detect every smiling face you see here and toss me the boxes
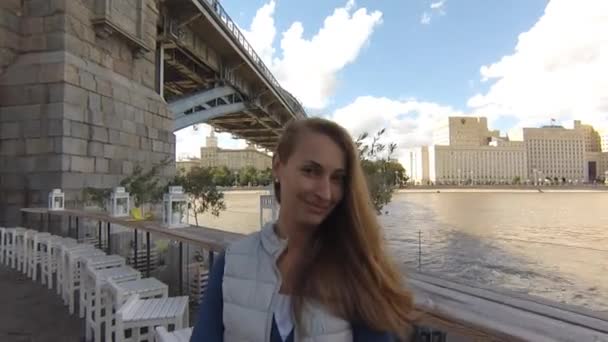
[274,129,347,229]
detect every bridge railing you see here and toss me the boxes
[197,0,306,119]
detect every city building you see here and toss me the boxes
[176,159,201,174]
[178,131,272,171]
[433,117,500,147]
[524,126,585,183]
[599,129,608,152]
[407,117,527,185]
[405,147,430,184]
[584,152,608,183]
[405,117,606,185]
[574,120,601,152]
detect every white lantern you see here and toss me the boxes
[162,186,189,228]
[110,187,130,217]
[48,189,64,210]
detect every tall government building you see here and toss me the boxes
[406,117,608,185]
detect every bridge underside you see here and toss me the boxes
[168,85,283,149]
[161,0,306,151]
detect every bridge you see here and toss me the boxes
[160,0,307,150]
[0,0,304,225]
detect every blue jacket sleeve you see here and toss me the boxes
[352,322,397,342]
[190,252,226,342]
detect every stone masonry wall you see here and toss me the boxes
[0,0,175,226]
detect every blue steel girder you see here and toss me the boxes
[170,86,247,131]
[169,86,284,143]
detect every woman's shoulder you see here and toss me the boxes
[225,230,263,254]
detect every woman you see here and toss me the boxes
[191,117,413,341]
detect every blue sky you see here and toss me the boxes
[175,0,608,161]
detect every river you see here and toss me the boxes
[196,190,608,313]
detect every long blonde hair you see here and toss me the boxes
[273,117,413,336]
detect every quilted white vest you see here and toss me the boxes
[222,222,353,342]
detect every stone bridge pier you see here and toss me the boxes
[0,0,175,226]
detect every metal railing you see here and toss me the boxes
[196,0,306,119]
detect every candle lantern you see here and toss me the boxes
[163,186,189,228]
[110,187,130,217]
[48,189,65,210]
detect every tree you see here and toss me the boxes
[385,161,409,187]
[257,168,273,186]
[238,166,258,186]
[211,166,232,186]
[170,166,226,226]
[119,157,172,216]
[355,128,402,215]
[83,158,171,217]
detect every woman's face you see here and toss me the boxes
[274,130,347,228]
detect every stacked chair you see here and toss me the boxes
[0,226,195,342]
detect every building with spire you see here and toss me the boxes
[177,131,272,173]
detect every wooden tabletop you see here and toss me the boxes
[20,208,242,252]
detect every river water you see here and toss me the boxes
[197,190,608,313]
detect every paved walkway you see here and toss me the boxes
[0,265,83,342]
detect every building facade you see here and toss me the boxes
[433,117,500,147]
[405,147,430,184]
[176,160,201,174]
[427,143,527,185]
[523,126,585,183]
[197,131,272,171]
[600,129,608,152]
[574,120,601,152]
[406,117,605,185]
[407,117,526,185]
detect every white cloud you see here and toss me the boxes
[420,12,431,25]
[176,1,382,159]
[330,96,464,164]
[239,0,277,65]
[430,0,446,10]
[241,0,383,109]
[468,0,608,132]
[421,0,447,25]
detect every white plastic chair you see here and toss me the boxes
[0,227,10,265]
[26,231,52,282]
[61,245,105,315]
[82,256,137,342]
[155,326,193,342]
[39,235,64,290]
[105,277,169,341]
[2,227,25,269]
[13,228,32,273]
[54,237,81,295]
[115,295,189,342]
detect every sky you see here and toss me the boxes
[175,0,608,164]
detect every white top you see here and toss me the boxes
[274,293,294,341]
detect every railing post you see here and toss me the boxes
[106,222,111,254]
[75,217,79,241]
[98,221,102,249]
[178,241,184,296]
[418,230,422,271]
[133,229,138,270]
[146,232,151,277]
